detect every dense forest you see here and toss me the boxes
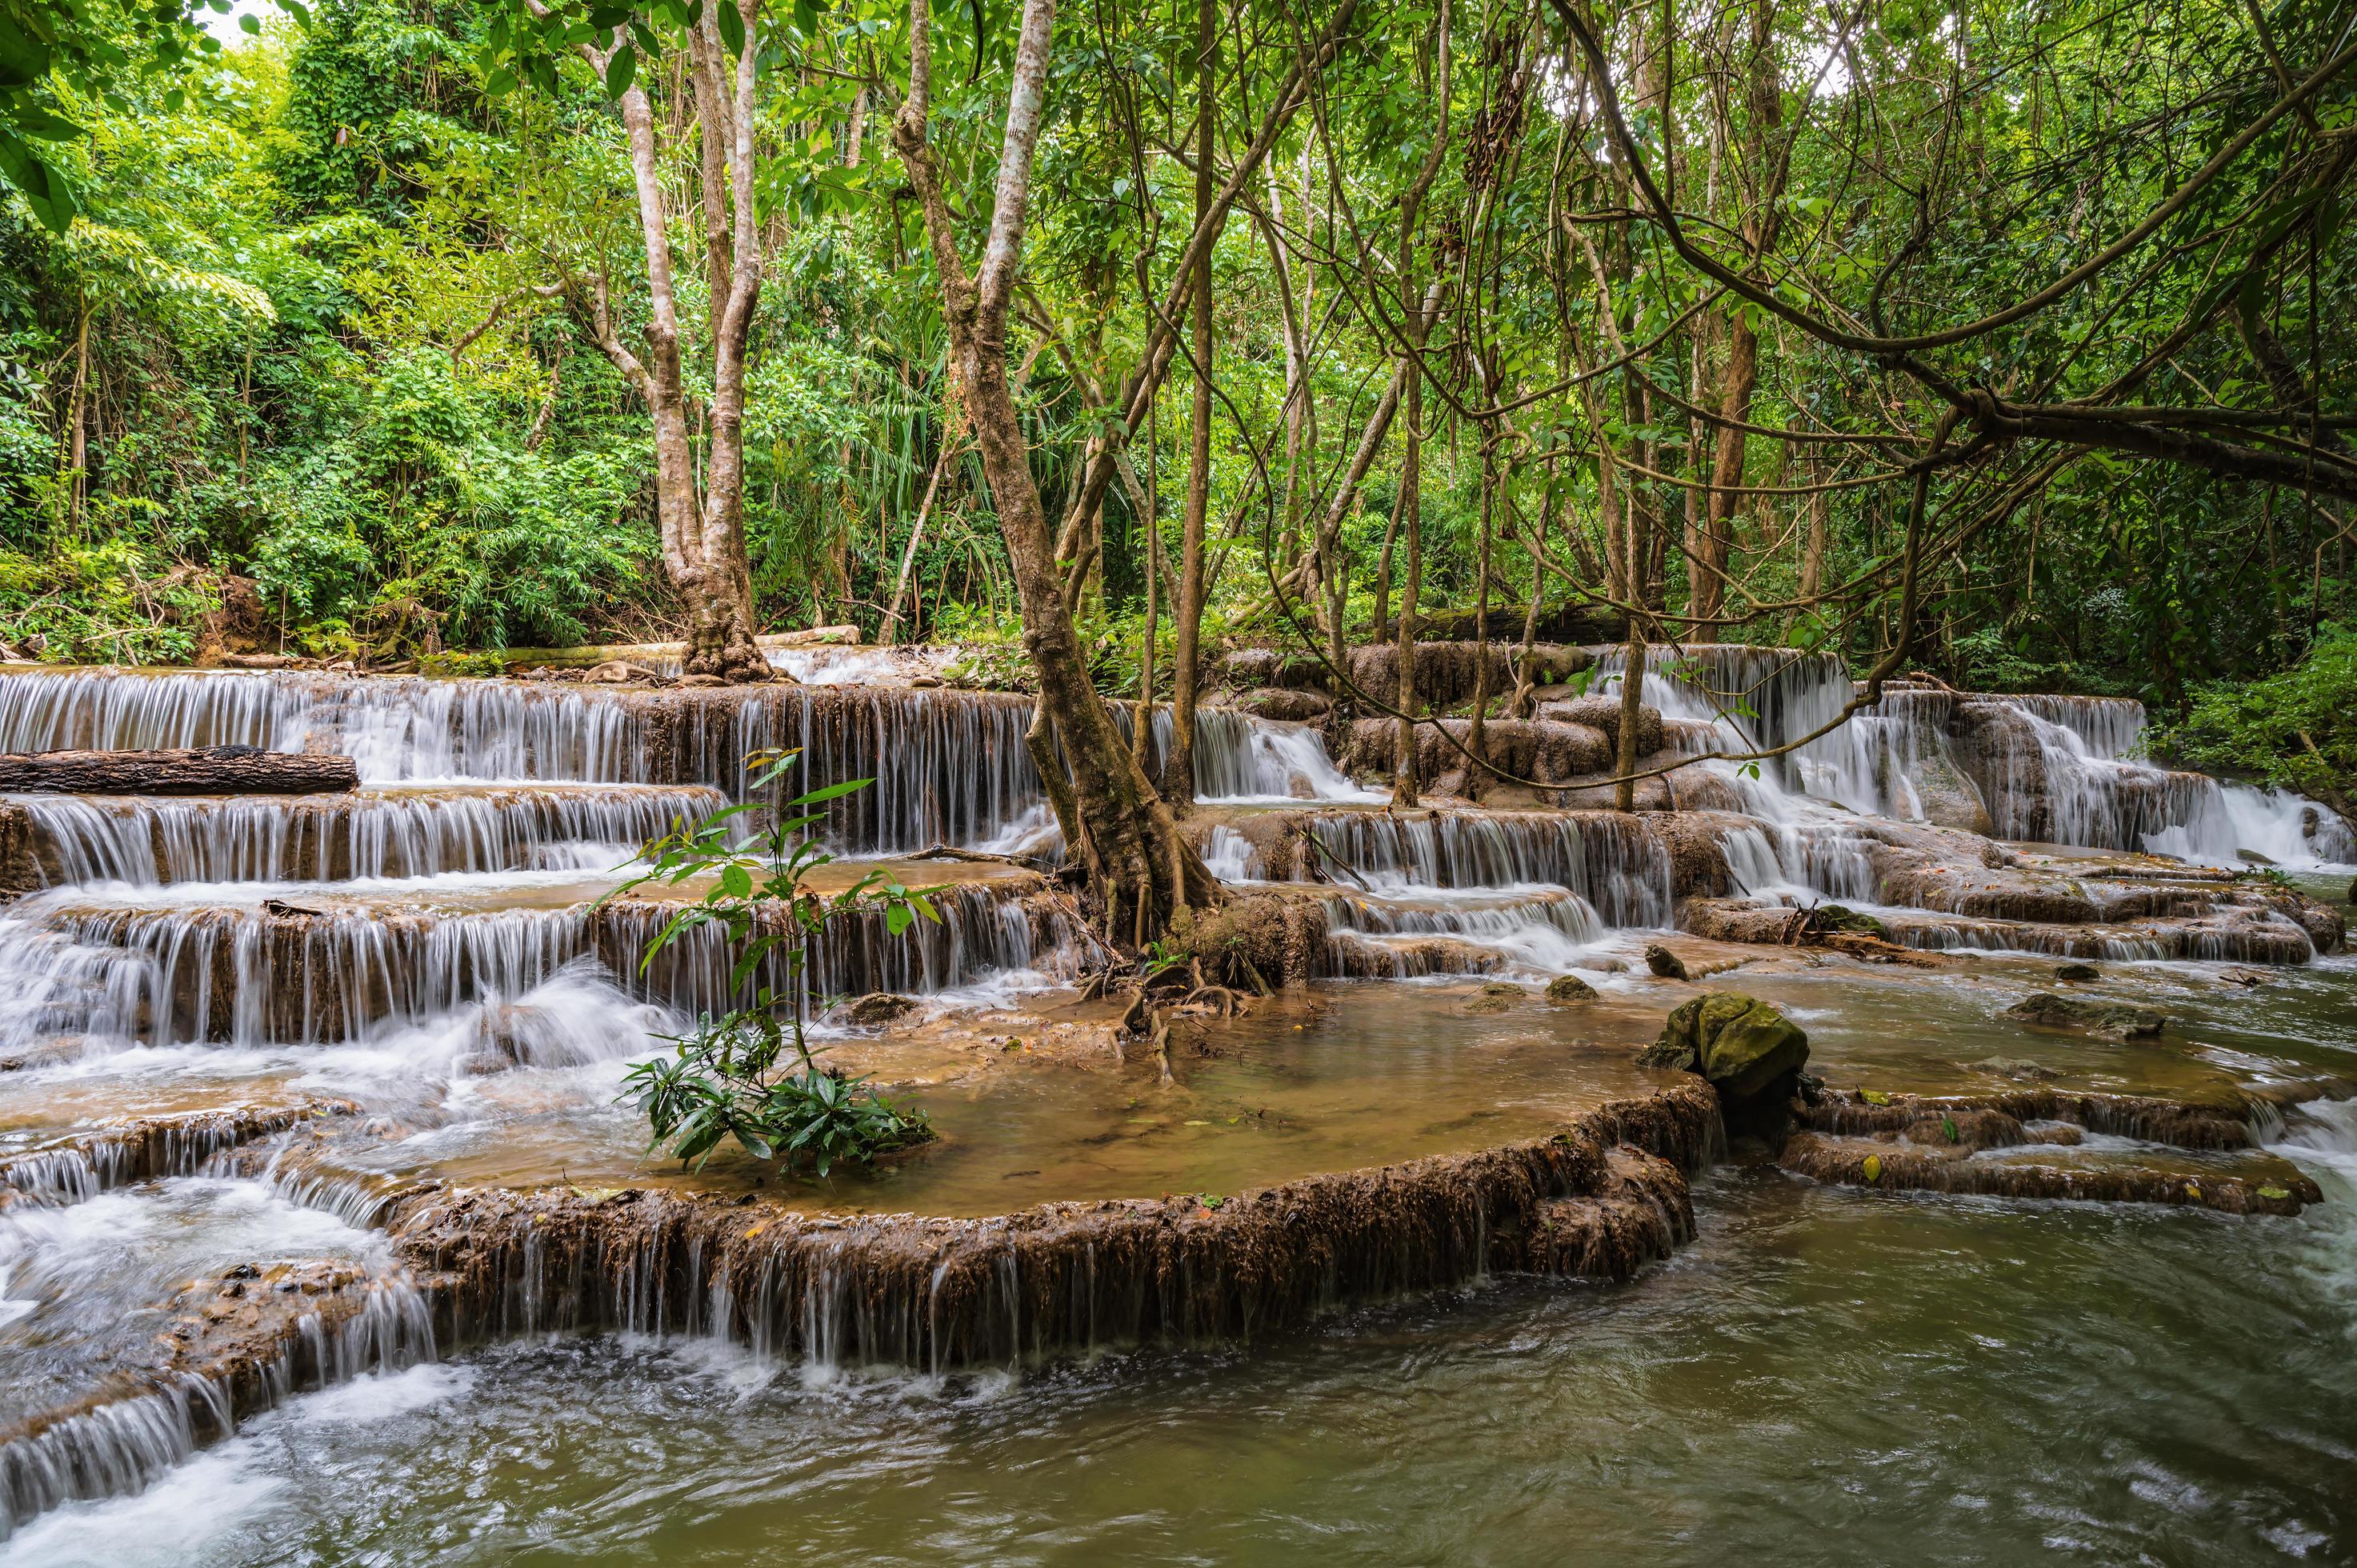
[2,0,2351,814]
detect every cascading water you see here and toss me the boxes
[13,785,723,886]
[1587,646,2353,866]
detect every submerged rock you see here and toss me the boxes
[2004,990,2167,1041]
[1463,983,1525,1015]
[1969,1056,2061,1082]
[1545,974,1599,1002]
[2055,962,2101,982]
[1644,943,1690,981]
[845,993,920,1026]
[1641,994,1811,1100]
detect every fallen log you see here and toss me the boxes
[0,747,359,795]
[500,626,859,670]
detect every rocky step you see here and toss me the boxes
[0,1082,1716,1538]
[3,867,1072,1047]
[1778,1129,2323,1215]
[2,783,729,890]
[0,1098,360,1207]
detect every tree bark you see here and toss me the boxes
[0,749,359,796]
[1166,0,1218,810]
[891,0,1214,938]
[548,8,770,682]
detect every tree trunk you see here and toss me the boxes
[892,0,1213,938]
[66,302,89,536]
[1692,0,1785,628]
[0,749,359,796]
[1614,489,1648,814]
[1165,0,1218,810]
[559,14,770,683]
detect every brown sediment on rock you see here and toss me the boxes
[0,800,37,902]
[1646,810,1753,898]
[1793,1088,2258,1151]
[2003,991,2167,1041]
[1533,693,1663,758]
[1777,1130,2322,1215]
[1491,1146,1695,1280]
[1681,889,2326,968]
[1224,687,1334,724]
[0,1099,362,1205]
[384,1085,1723,1370]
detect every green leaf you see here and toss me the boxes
[0,133,75,234]
[792,777,875,805]
[2258,1186,2292,1201]
[719,862,754,900]
[12,104,86,141]
[0,12,52,88]
[605,44,636,98]
[1861,1154,1883,1184]
[717,0,746,56]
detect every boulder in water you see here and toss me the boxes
[1639,993,1811,1119]
[844,993,919,1026]
[1463,982,1525,1014]
[1539,693,1664,758]
[1644,943,1690,981]
[1899,745,1994,836]
[2004,991,2166,1041]
[1545,974,1599,1002]
[2055,962,2100,982]
[1969,1055,2060,1082]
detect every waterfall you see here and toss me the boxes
[1191,709,1386,803]
[1580,648,2353,866]
[15,785,723,886]
[1200,825,1261,882]
[1297,810,1672,930]
[1315,888,1611,975]
[0,878,1065,1053]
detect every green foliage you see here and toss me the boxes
[610,750,939,1174]
[2161,625,2357,818]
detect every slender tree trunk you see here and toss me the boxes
[892,0,1213,936]
[1464,424,1497,766]
[1166,0,1218,810]
[66,302,89,536]
[557,13,770,680]
[1392,367,1424,806]
[1798,472,1827,602]
[1391,0,1452,806]
[1692,0,1785,629]
[1614,488,1648,813]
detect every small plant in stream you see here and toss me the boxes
[606,749,941,1174]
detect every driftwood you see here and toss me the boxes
[498,627,859,670]
[0,747,359,796]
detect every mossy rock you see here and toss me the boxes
[2004,991,2166,1042]
[1643,943,1689,980]
[1545,974,1599,1003]
[1640,992,1811,1100]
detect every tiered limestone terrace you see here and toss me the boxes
[0,649,2351,1538]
